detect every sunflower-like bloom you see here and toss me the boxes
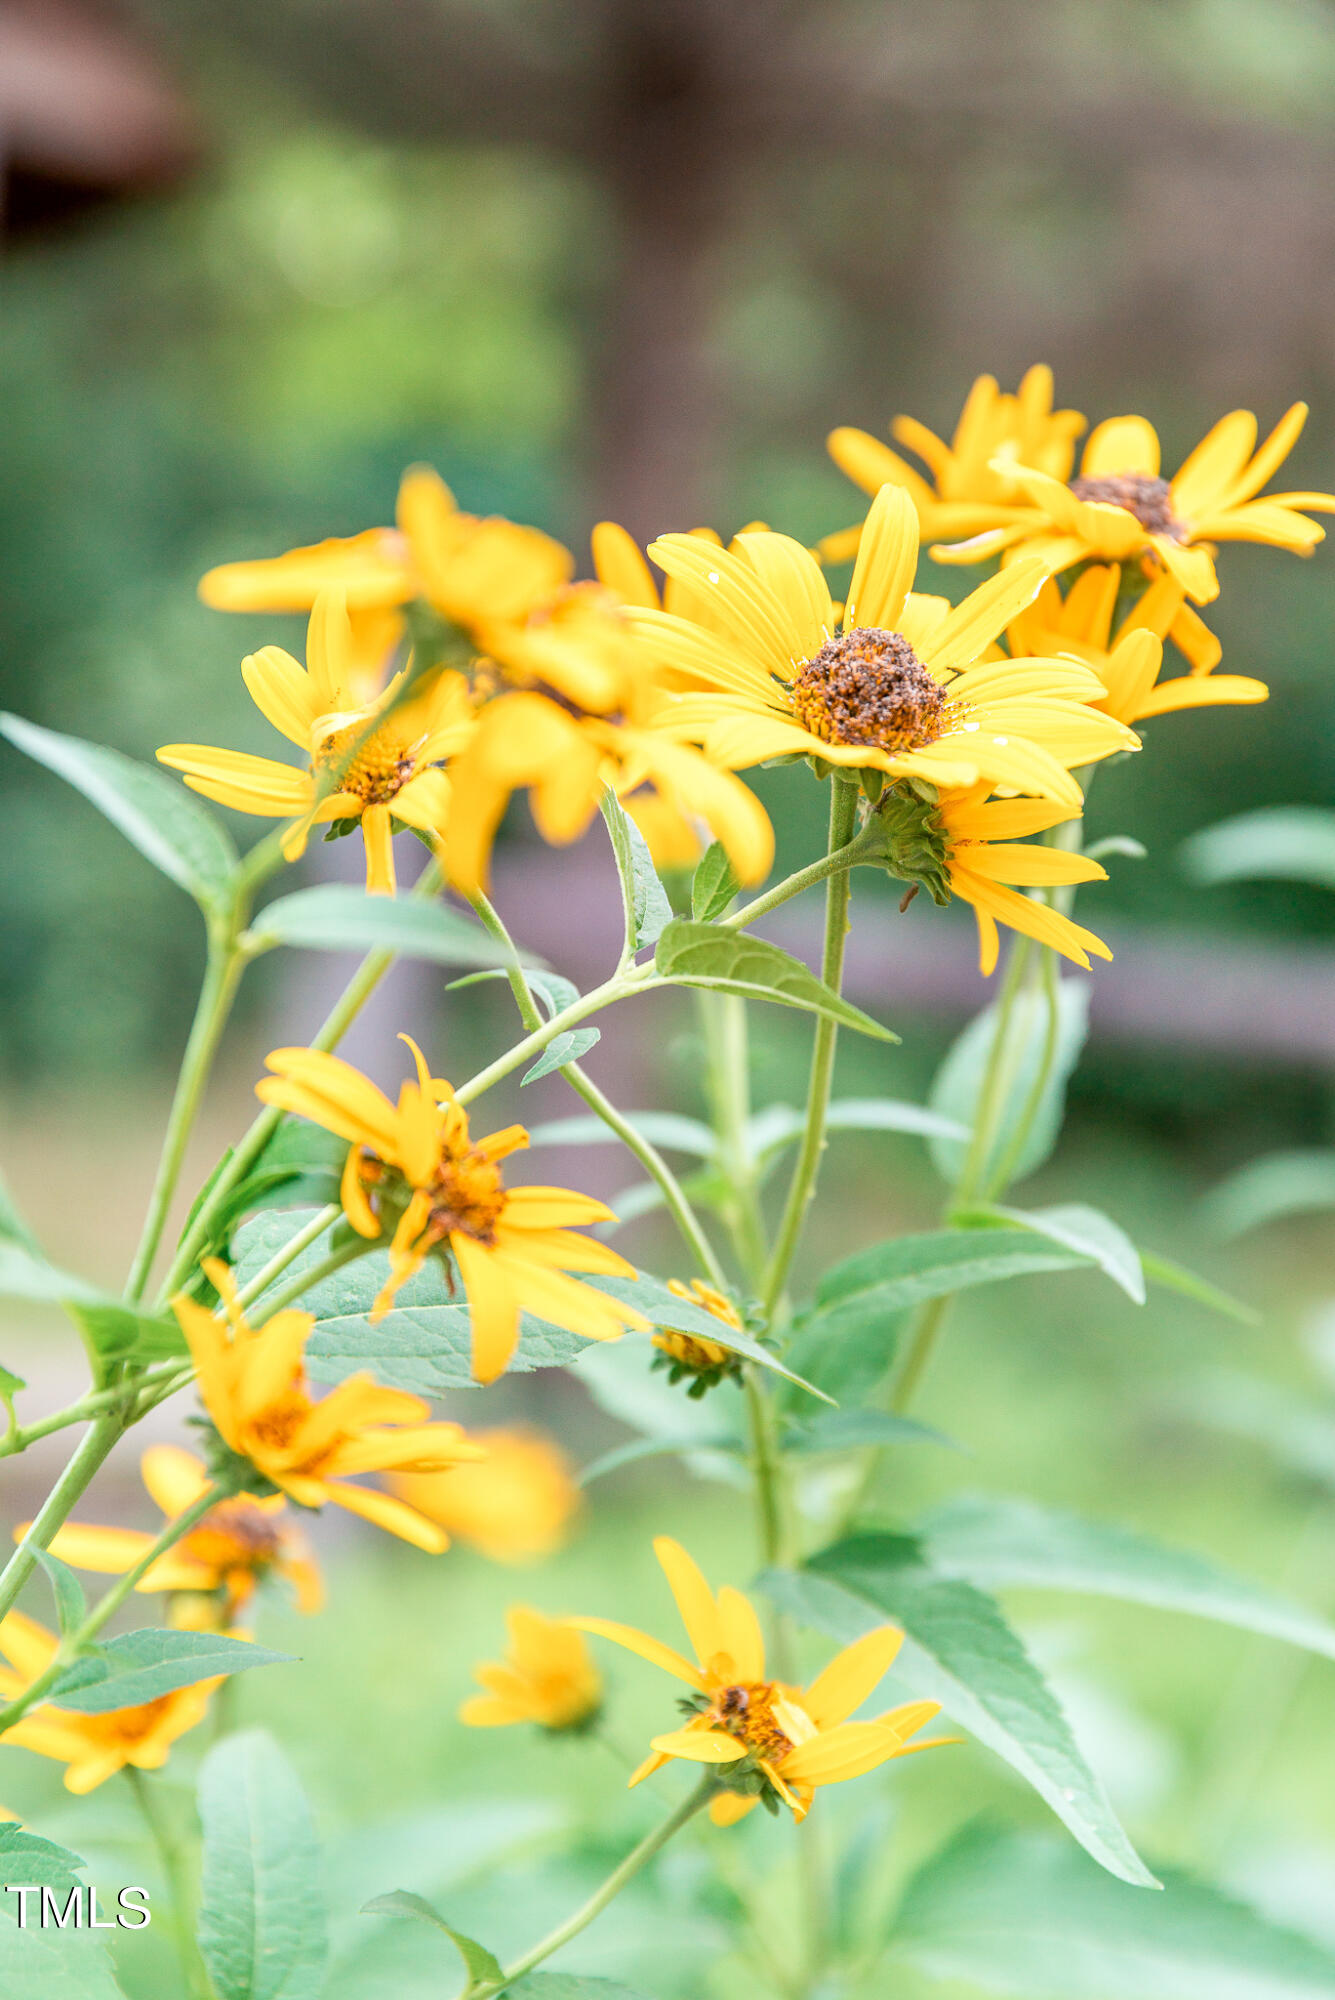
[569,1537,947,1825]
[391,1424,581,1562]
[22,1445,322,1628]
[173,1260,482,1549]
[0,1612,217,1793]
[937,405,1335,606]
[460,1606,602,1732]
[158,590,473,895]
[255,1037,649,1382]
[1006,565,1268,726]
[634,486,1137,810]
[820,365,1086,563]
[926,783,1111,977]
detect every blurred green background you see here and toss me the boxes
[3,2,1335,1992]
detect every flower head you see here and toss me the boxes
[633,487,1137,810]
[569,1537,947,1824]
[173,1260,482,1550]
[19,1445,322,1628]
[0,1612,217,1793]
[652,1280,744,1396]
[936,405,1335,605]
[256,1037,649,1382]
[158,589,473,893]
[460,1606,602,1732]
[1006,564,1268,725]
[821,365,1087,559]
[391,1424,581,1562]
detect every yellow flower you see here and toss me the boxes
[255,1036,650,1382]
[1006,565,1268,725]
[569,1537,947,1824]
[938,404,1335,605]
[929,782,1112,977]
[652,1280,743,1394]
[821,365,1086,561]
[18,1446,322,1627]
[173,1259,482,1550]
[460,1606,602,1731]
[391,1424,581,1562]
[158,589,473,895]
[634,486,1137,810]
[0,1611,217,1794]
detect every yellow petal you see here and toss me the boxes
[140,1444,211,1519]
[565,1615,707,1690]
[653,1537,720,1664]
[648,1728,747,1763]
[714,1586,766,1683]
[844,485,918,633]
[804,1626,904,1729]
[453,1232,520,1384]
[1080,416,1160,479]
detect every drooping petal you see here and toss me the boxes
[452,1232,520,1384]
[565,1615,707,1690]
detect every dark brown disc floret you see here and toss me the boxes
[790,627,946,753]
[1067,472,1186,540]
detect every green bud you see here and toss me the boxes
[870,783,953,906]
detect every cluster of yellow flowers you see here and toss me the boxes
[157,369,1326,974]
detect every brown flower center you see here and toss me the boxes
[314,724,417,804]
[427,1146,507,1244]
[709,1681,795,1763]
[188,1501,284,1567]
[1068,472,1185,540]
[790,629,947,752]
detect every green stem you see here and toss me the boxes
[453,972,646,1108]
[950,933,1032,1211]
[889,1294,953,1418]
[248,1235,366,1321]
[125,941,246,1305]
[469,892,726,1287]
[743,1369,787,1570]
[233,1203,343,1311]
[980,946,1059,1205]
[761,777,860,1319]
[701,993,768,1290]
[478,1775,715,1993]
[720,829,874,933]
[0,1383,147,1458]
[125,1766,212,2000]
[0,1414,125,1626]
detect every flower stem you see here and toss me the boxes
[478,1774,715,1993]
[125,939,246,1305]
[248,1235,366,1321]
[469,892,727,1287]
[232,1203,343,1312]
[720,828,874,933]
[700,993,768,1290]
[0,1413,126,1627]
[761,776,861,1319]
[125,1766,213,2000]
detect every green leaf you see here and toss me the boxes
[578,1431,744,1487]
[361,1889,504,1985]
[448,967,581,1019]
[0,1242,106,1307]
[1166,1367,1335,1490]
[783,1409,958,1454]
[928,977,1089,1190]
[891,1826,1335,1996]
[1141,1250,1260,1326]
[246,884,516,967]
[963,1203,1146,1304]
[764,1547,1156,1887]
[815,1229,1091,1318]
[0,1820,88,1896]
[33,1549,87,1638]
[65,1302,187,1367]
[0,1363,26,1428]
[48,1631,293,1713]
[748,1096,970,1164]
[1083,834,1147,862]
[779,1301,908,1410]
[585,1272,829,1398]
[0,1922,125,1998]
[198,1729,328,2000]
[522,1028,601,1083]
[510,1978,652,1999]
[1181,805,1335,891]
[654,920,897,1041]
[917,1493,1335,1658]
[1201,1150,1335,1239]
[525,1112,715,1156]
[602,787,674,948]
[691,841,739,921]
[1,711,238,914]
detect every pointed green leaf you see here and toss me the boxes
[246,884,516,967]
[0,1242,105,1307]
[1167,1366,1335,1490]
[0,1363,26,1428]
[0,1922,125,1998]
[361,1889,504,1985]
[602,787,674,948]
[917,1493,1335,1658]
[1,711,238,913]
[33,1549,87,1639]
[892,1827,1335,1996]
[198,1729,328,2000]
[585,1271,829,1398]
[1182,805,1335,891]
[0,1820,88,1896]
[48,1631,293,1713]
[691,840,739,922]
[961,1203,1145,1303]
[784,1409,958,1454]
[65,1302,187,1367]
[779,1298,908,1410]
[1201,1150,1335,1239]
[764,1545,1156,1887]
[816,1229,1091,1318]
[929,977,1089,1190]
[749,1096,970,1164]
[654,920,897,1040]
[522,1027,600,1083]
[1141,1250,1259,1325]
[578,1431,744,1487]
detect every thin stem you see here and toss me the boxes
[479,1775,715,1993]
[125,1767,212,2000]
[453,973,645,1108]
[0,1414,125,1626]
[248,1235,365,1321]
[233,1203,342,1311]
[125,941,246,1304]
[980,946,1059,1204]
[743,1370,787,1569]
[761,777,860,1319]
[950,933,1032,1210]
[0,1383,144,1458]
[720,831,873,933]
[889,1294,953,1417]
[469,891,726,1286]
[701,993,768,1290]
